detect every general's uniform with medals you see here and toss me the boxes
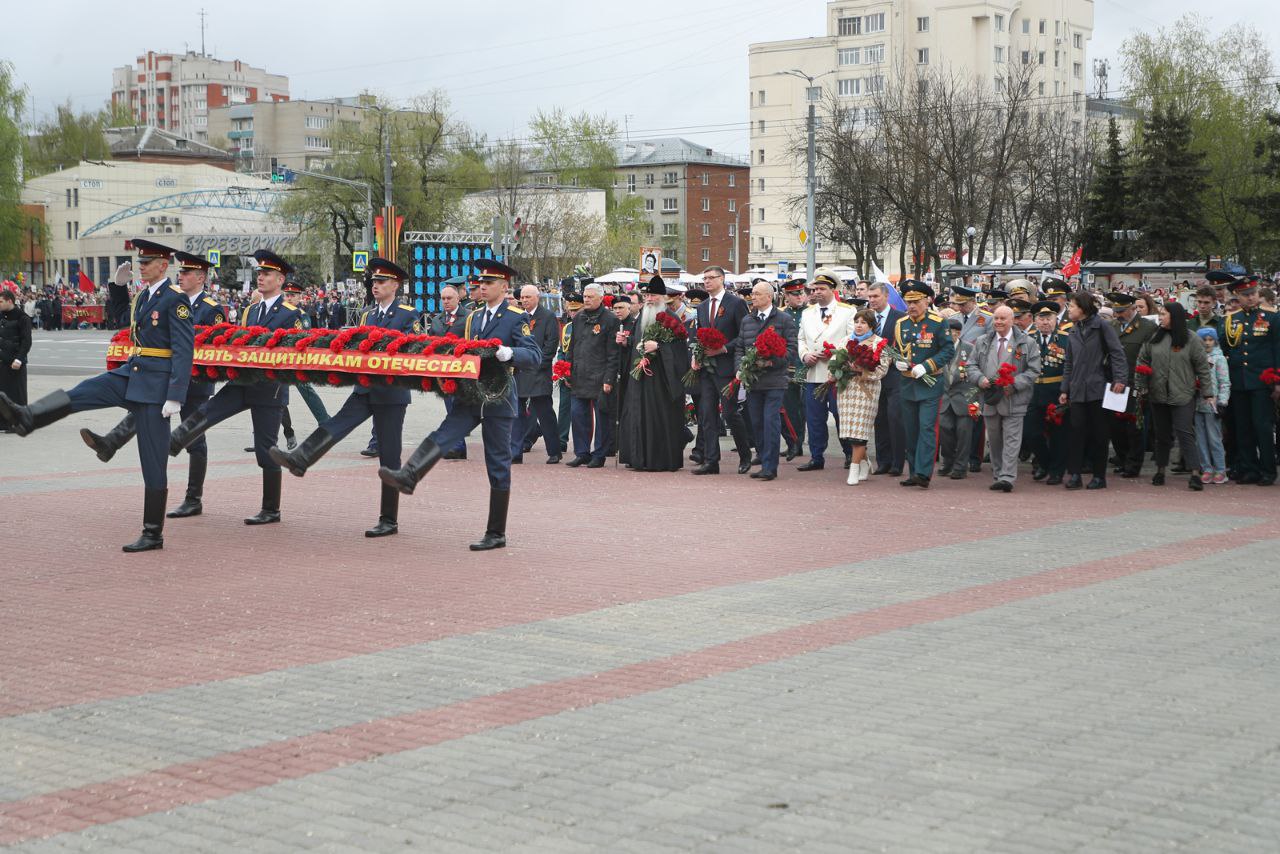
[379,260,542,551]
[1025,301,1071,483]
[0,238,194,552]
[1221,277,1280,484]
[269,258,422,537]
[892,280,954,485]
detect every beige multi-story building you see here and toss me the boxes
[111,51,289,142]
[748,0,1094,268]
[206,96,373,173]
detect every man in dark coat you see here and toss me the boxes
[691,266,752,475]
[735,281,798,481]
[270,258,421,536]
[617,276,690,472]
[1108,292,1158,477]
[0,289,33,416]
[327,298,346,330]
[564,283,620,468]
[510,284,561,464]
[867,282,906,475]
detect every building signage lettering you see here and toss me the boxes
[183,234,297,254]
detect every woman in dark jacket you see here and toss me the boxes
[1134,301,1214,491]
[1060,292,1128,490]
[0,289,33,423]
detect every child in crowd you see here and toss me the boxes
[1195,326,1231,484]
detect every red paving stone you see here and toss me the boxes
[3,453,1271,718]
[2,516,1272,845]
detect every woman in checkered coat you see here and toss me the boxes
[837,309,892,485]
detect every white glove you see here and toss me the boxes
[496,345,513,362]
[894,359,910,372]
[161,400,182,418]
[113,262,133,286]
[910,364,927,379]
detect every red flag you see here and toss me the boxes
[1061,247,1082,279]
[78,271,96,293]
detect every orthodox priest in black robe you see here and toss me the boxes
[618,276,690,472]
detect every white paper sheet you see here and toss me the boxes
[1101,386,1130,413]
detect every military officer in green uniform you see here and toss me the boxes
[780,277,807,461]
[1221,276,1280,485]
[1026,300,1071,484]
[891,280,955,488]
[1108,292,1157,477]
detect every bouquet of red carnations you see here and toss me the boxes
[728,326,787,394]
[631,311,687,379]
[552,359,572,385]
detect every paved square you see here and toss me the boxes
[2,331,1278,851]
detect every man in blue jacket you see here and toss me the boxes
[378,259,541,550]
[0,239,193,551]
[268,258,421,536]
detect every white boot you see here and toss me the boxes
[847,460,861,485]
[860,459,871,480]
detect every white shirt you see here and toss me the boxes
[755,306,773,323]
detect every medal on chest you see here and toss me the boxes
[151,310,160,327]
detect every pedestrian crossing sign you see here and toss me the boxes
[206,249,221,268]
[352,251,369,272]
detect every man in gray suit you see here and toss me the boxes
[971,305,1042,491]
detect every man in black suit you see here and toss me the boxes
[691,266,752,475]
[735,282,798,481]
[510,284,562,464]
[427,284,467,337]
[867,282,906,475]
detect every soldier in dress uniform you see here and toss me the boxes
[79,249,226,519]
[949,284,992,344]
[555,287,583,455]
[0,239,193,551]
[1042,278,1071,325]
[268,258,421,536]
[1026,300,1071,484]
[167,249,304,525]
[1221,276,1280,485]
[378,259,542,550]
[1108,291,1157,477]
[780,277,808,461]
[891,279,955,488]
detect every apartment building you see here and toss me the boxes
[207,96,371,173]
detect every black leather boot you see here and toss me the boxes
[168,453,207,518]
[378,439,443,496]
[80,413,137,462]
[169,411,212,457]
[268,428,339,477]
[0,390,72,436]
[123,488,167,552]
[470,489,509,551]
[244,470,282,524]
[365,486,399,537]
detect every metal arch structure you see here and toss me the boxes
[80,188,289,237]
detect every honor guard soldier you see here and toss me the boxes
[1027,300,1071,484]
[0,238,194,551]
[891,279,955,487]
[378,259,542,550]
[269,257,422,536]
[1222,276,1280,484]
[168,249,304,524]
[80,249,227,519]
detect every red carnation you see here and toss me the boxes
[226,367,239,380]
[420,377,433,392]
[295,371,309,382]
[190,366,200,378]
[325,372,342,386]
[1260,367,1280,386]
[552,360,572,382]
[968,401,981,420]
[440,379,459,394]
[265,369,278,380]
[205,367,219,379]
[754,326,788,359]
[1135,364,1154,377]
[994,362,1017,388]
[820,341,836,360]
[358,375,372,387]
[384,376,395,385]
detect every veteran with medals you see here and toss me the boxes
[891,280,955,487]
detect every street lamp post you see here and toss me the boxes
[776,69,831,279]
[965,225,977,277]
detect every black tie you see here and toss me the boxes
[821,307,828,319]
[758,312,766,322]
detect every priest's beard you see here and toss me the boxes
[638,303,662,329]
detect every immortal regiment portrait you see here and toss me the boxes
[4,6,1280,849]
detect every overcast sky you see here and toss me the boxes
[9,0,1276,156]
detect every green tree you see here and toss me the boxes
[0,61,30,269]
[23,101,121,177]
[1130,105,1209,260]
[1079,117,1132,261]
[1249,85,1280,269]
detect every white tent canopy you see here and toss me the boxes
[594,268,639,284]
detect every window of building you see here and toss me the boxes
[994,77,1003,93]
[645,198,655,211]
[304,115,332,129]
[304,135,329,150]
[702,197,710,212]
[1038,51,1045,66]
[645,173,654,186]
[865,12,885,32]
[995,14,1005,31]
[662,223,678,236]
[1039,19,1046,34]
[702,223,711,237]
[1073,62,1082,78]
[1038,81,1045,95]
[757,119,766,134]
[757,89,765,105]
[728,199,736,212]
[1054,50,1060,68]
[759,236,768,250]
[663,197,678,211]
[866,75,885,94]
[73,221,79,238]
[73,188,79,206]
[646,222,655,236]
[758,178,765,191]
[661,171,676,185]
[66,221,72,239]
[1022,19,1030,34]
[918,48,929,65]
[728,248,735,263]
[838,78,861,97]
[758,148,765,165]
[994,46,1004,63]
[65,189,71,208]
[917,16,929,32]
[865,43,885,64]
[838,47,860,66]
[1055,20,1061,36]
[728,224,736,237]
[701,248,710,262]
[701,172,709,185]
[1073,33,1083,50]
[729,173,736,187]
[758,208,765,223]
[838,16,861,36]
[1021,50,1031,65]
[626,174,636,193]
